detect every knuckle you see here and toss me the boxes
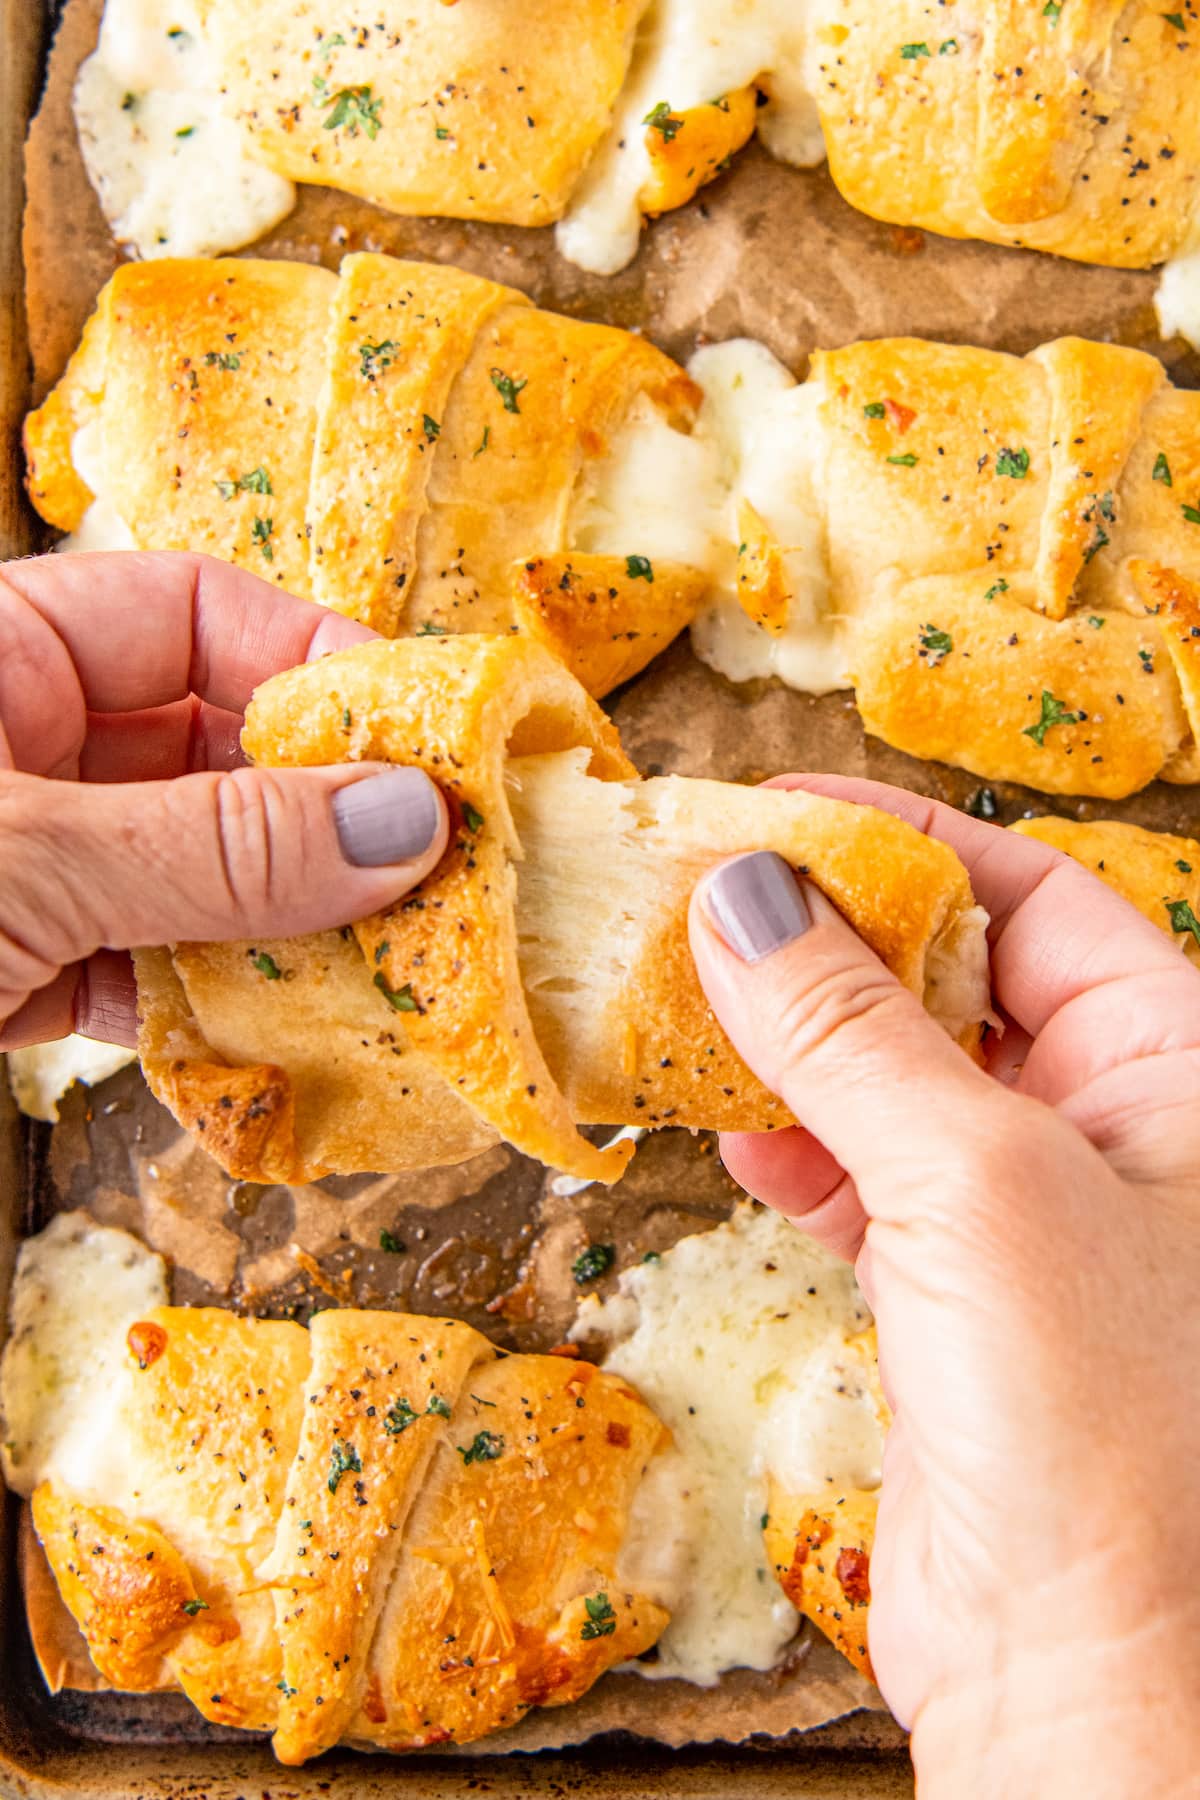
[770,954,914,1076]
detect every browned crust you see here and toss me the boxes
[511,552,710,698]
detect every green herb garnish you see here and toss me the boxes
[1043,1,1063,20]
[277,1679,298,1697]
[383,1398,420,1436]
[1183,503,1200,526]
[900,41,931,58]
[919,624,953,663]
[379,1229,407,1254]
[416,620,448,635]
[965,787,998,820]
[359,339,399,381]
[1163,11,1187,29]
[1082,490,1115,562]
[862,401,886,419]
[215,465,272,500]
[1165,899,1200,945]
[374,972,418,1012]
[996,446,1031,479]
[572,1243,615,1284]
[204,350,240,370]
[1153,452,1173,487]
[327,1438,362,1494]
[625,554,654,581]
[939,37,959,53]
[427,1395,452,1419]
[580,1593,617,1640]
[1023,690,1085,747]
[182,1598,209,1616]
[321,85,383,139]
[457,1430,505,1465]
[643,100,684,142]
[175,125,195,138]
[887,452,919,467]
[251,516,274,561]
[1176,859,1193,873]
[490,368,527,413]
[985,578,1009,600]
[473,426,491,457]
[462,802,484,832]
[422,414,440,442]
[250,950,281,979]
[1088,615,1105,628]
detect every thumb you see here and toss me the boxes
[688,850,1004,1240]
[0,763,448,1032]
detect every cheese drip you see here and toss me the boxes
[1156,248,1200,355]
[571,336,846,694]
[558,0,825,274]
[572,1203,881,1685]
[74,0,294,260]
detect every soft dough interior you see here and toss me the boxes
[507,749,990,1080]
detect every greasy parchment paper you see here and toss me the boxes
[12,0,1200,1763]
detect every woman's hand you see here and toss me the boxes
[0,552,448,1051]
[689,776,1200,1798]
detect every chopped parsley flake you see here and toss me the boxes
[939,37,959,53]
[1023,690,1084,747]
[1139,648,1155,672]
[204,350,240,370]
[1163,11,1187,29]
[900,41,931,58]
[580,1593,617,1640]
[327,1438,362,1495]
[1043,0,1063,19]
[251,517,274,561]
[316,31,345,57]
[473,425,491,457]
[996,446,1031,479]
[642,1250,661,1264]
[985,579,1010,600]
[175,125,195,138]
[427,1395,452,1419]
[643,100,684,142]
[342,707,352,729]
[490,368,527,413]
[887,452,919,467]
[383,1397,420,1436]
[181,1598,209,1616]
[250,950,281,979]
[1177,859,1193,874]
[965,787,999,820]
[1153,452,1173,487]
[422,413,440,442]
[359,339,399,381]
[462,802,485,833]
[379,1229,407,1254]
[1082,491,1115,562]
[121,92,137,110]
[1165,899,1200,945]
[1088,616,1106,628]
[572,1243,615,1284]
[416,620,447,635]
[374,972,418,1012]
[862,401,886,419]
[215,465,272,500]
[457,1430,505,1465]
[1183,503,1200,526]
[625,554,654,581]
[435,124,450,139]
[277,1679,298,1697]
[321,85,383,139]
[919,624,953,663]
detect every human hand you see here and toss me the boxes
[689,777,1200,1798]
[0,552,448,1051]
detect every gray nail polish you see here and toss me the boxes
[333,768,441,867]
[703,851,811,963]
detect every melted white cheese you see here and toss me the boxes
[0,1213,166,1497]
[571,337,845,694]
[572,1202,880,1685]
[7,1035,136,1123]
[54,417,136,555]
[1156,248,1200,353]
[74,0,294,261]
[558,0,826,275]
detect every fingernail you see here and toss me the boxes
[702,851,812,964]
[332,768,442,867]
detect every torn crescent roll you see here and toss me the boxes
[26,1303,667,1762]
[23,253,705,695]
[135,634,991,1186]
[699,335,1200,796]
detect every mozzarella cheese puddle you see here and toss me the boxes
[557,0,826,274]
[1156,248,1200,355]
[572,1202,882,1685]
[74,0,294,260]
[572,336,848,695]
[7,1034,136,1122]
[0,1213,167,1498]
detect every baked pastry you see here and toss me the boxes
[690,334,1200,797]
[23,253,706,695]
[135,633,991,1186]
[72,3,1200,277]
[1010,817,1200,963]
[16,1292,667,1762]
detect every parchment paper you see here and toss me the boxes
[13,0,1200,1763]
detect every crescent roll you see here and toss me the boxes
[1010,817,1200,963]
[134,633,990,1187]
[23,253,706,696]
[22,1302,666,1762]
[691,335,1200,796]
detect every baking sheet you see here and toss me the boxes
[11,0,1200,1768]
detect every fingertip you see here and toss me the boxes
[331,764,449,879]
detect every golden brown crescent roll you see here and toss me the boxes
[713,335,1200,796]
[23,253,704,694]
[28,1304,668,1762]
[764,1483,878,1683]
[133,633,991,1187]
[1010,818,1200,963]
[817,1,1200,271]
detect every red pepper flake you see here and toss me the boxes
[128,1320,168,1370]
[883,398,917,434]
[836,1546,871,1605]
